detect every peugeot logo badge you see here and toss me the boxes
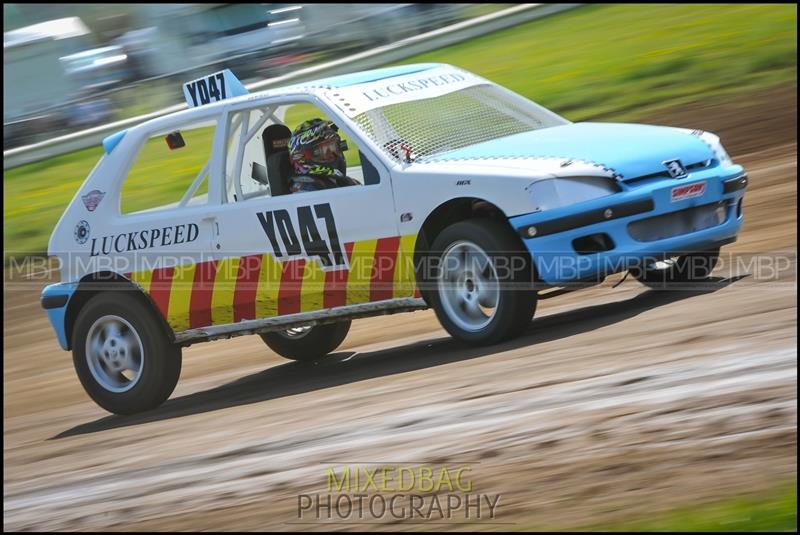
[663,159,688,179]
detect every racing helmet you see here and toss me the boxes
[289,118,348,177]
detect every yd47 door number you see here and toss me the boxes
[256,203,346,267]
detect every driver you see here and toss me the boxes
[288,118,360,193]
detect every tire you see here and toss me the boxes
[631,248,720,289]
[260,321,351,362]
[426,219,537,345]
[72,291,181,415]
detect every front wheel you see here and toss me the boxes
[427,219,537,345]
[72,292,181,415]
[260,321,351,362]
[631,248,720,289]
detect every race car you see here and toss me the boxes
[41,64,747,414]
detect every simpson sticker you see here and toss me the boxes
[671,181,706,202]
[74,220,90,244]
[256,203,345,267]
[81,190,106,212]
[89,223,200,256]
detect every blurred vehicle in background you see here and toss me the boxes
[298,3,463,53]
[182,4,305,78]
[112,26,158,80]
[171,4,471,82]
[59,45,131,90]
[3,16,91,148]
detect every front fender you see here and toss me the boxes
[41,282,79,350]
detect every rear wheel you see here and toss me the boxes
[427,219,537,345]
[631,248,720,289]
[260,321,351,362]
[72,292,181,415]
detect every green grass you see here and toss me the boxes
[396,3,797,120]
[598,482,796,532]
[515,481,797,532]
[4,3,796,258]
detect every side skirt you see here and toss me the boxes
[174,298,429,346]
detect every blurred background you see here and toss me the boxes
[3,3,493,149]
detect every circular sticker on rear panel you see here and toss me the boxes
[74,220,90,244]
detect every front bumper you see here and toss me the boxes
[509,165,747,285]
[41,282,78,350]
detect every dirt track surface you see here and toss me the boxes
[4,89,797,531]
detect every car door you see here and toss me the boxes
[203,97,416,329]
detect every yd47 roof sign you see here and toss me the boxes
[183,69,249,108]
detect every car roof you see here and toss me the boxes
[199,62,450,106]
[277,63,445,91]
[103,63,452,153]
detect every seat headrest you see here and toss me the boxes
[263,124,292,157]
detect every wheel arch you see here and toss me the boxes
[413,197,531,301]
[64,271,175,350]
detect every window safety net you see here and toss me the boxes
[352,85,559,163]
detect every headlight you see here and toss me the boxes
[699,131,733,167]
[527,176,621,212]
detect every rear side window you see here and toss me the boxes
[120,120,216,214]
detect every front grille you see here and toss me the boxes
[624,159,714,187]
[686,159,713,171]
[628,201,727,242]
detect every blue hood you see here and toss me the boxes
[427,122,714,180]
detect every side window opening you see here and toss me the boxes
[225,106,281,203]
[225,101,380,202]
[121,120,215,214]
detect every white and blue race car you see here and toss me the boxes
[42,64,747,414]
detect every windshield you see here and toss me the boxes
[350,84,567,162]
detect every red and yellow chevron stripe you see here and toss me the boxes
[126,234,419,333]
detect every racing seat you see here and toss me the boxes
[262,124,293,196]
